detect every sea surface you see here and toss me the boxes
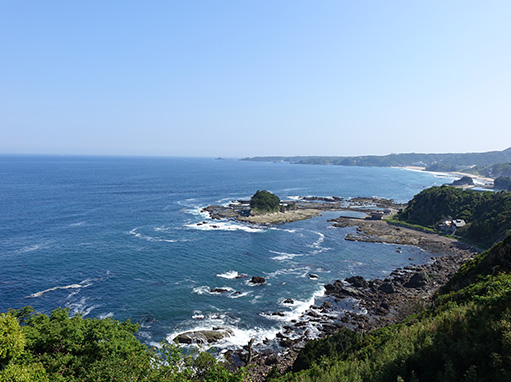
[0,156,455,348]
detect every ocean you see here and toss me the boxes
[0,156,455,349]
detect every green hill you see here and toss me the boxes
[395,186,511,247]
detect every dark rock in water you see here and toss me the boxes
[404,272,427,288]
[210,288,229,293]
[250,276,266,284]
[345,276,368,288]
[308,273,318,279]
[379,282,395,294]
[174,328,233,344]
[272,311,285,317]
[235,274,248,279]
[450,176,474,186]
[283,298,294,304]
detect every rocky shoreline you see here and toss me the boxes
[201,196,406,225]
[193,196,480,380]
[232,216,479,381]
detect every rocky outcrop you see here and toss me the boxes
[404,272,427,288]
[345,276,368,288]
[174,327,234,344]
[250,276,266,285]
[210,288,230,293]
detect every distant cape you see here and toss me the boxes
[242,147,511,168]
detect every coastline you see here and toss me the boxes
[401,166,494,186]
[225,212,480,380]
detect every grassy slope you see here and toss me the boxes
[271,236,511,382]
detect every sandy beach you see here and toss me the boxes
[402,166,494,186]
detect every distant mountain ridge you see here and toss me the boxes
[242,147,511,168]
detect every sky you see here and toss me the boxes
[1,1,510,158]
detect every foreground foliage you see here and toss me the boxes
[0,307,244,382]
[270,235,511,382]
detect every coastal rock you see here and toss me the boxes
[250,276,266,285]
[404,272,427,288]
[345,276,368,288]
[379,282,395,294]
[265,354,280,366]
[174,328,233,344]
[210,288,229,293]
[308,273,318,279]
[283,298,294,304]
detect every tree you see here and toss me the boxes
[250,190,280,213]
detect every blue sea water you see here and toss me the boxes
[0,156,455,348]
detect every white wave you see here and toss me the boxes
[154,225,174,232]
[185,221,264,233]
[67,297,98,316]
[307,232,325,249]
[192,286,211,295]
[228,291,251,299]
[262,287,325,323]
[266,266,310,278]
[98,312,114,319]
[217,270,242,279]
[177,198,198,207]
[184,205,210,219]
[270,250,304,261]
[70,221,86,227]
[167,324,279,350]
[16,242,50,254]
[128,228,178,243]
[191,286,237,295]
[27,282,92,298]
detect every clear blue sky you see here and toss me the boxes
[1,1,510,157]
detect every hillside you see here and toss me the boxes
[395,186,511,247]
[243,147,511,168]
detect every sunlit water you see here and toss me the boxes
[0,156,455,347]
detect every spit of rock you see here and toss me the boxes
[250,276,266,284]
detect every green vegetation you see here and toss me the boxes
[384,215,436,233]
[270,235,511,382]
[424,162,457,172]
[495,176,511,191]
[395,186,511,247]
[243,147,511,168]
[466,162,511,178]
[0,307,244,382]
[250,190,281,214]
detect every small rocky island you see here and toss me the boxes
[201,190,406,225]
